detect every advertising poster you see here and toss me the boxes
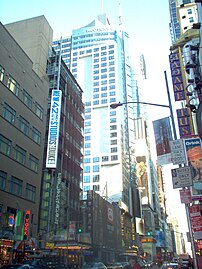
[184,137,202,200]
[153,117,173,165]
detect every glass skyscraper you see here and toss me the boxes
[53,13,136,210]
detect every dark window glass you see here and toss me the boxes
[19,116,29,135]
[10,176,23,196]
[26,183,36,202]
[0,170,7,190]
[0,134,11,156]
[15,145,26,165]
[3,103,16,124]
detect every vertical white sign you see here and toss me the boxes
[46,89,62,168]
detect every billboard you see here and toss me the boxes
[184,137,202,200]
[46,89,62,168]
[153,117,173,165]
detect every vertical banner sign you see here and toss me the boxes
[184,137,202,200]
[153,117,173,165]
[169,52,186,101]
[23,210,30,240]
[46,90,62,168]
[190,205,202,240]
[176,108,192,138]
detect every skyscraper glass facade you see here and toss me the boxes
[53,14,136,209]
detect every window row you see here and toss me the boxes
[83,184,100,192]
[84,174,100,183]
[0,170,36,202]
[83,153,118,161]
[0,134,39,172]
[2,102,41,144]
[0,64,43,120]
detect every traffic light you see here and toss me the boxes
[77,227,82,233]
[147,231,151,236]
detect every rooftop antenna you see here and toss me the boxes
[118,0,123,30]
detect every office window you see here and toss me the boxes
[85,112,91,119]
[0,65,5,82]
[10,176,23,196]
[110,111,116,116]
[189,17,194,23]
[93,185,100,191]
[93,100,99,105]
[19,116,30,136]
[110,140,117,145]
[0,170,7,190]
[187,9,192,14]
[110,132,117,138]
[109,61,115,66]
[93,157,100,162]
[84,158,91,163]
[85,136,91,141]
[101,80,107,85]
[93,88,99,92]
[83,185,90,192]
[101,52,107,56]
[93,175,100,182]
[101,57,107,62]
[101,63,107,67]
[85,143,91,148]
[110,125,117,130]
[84,150,91,156]
[32,127,41,144]
[84,176,90,183]
[15,145,26,165]
[109,85,115,90]
[26,183,36,202]
[101,46,106,50]
[85,108,91,113]
[22,89,32,109]
[110,98,116,103]
[109,91,115,96]
[34,102,43,119]
[102,156,109,162]
[101,74,107,79]
[84,166,90,173]
[0,134,12,156]
[7,76,20,96]
[109,79,115,84]
[3,103,16,124]
[93,165,99,172]
[101,99,107,104]
[84,128,91,134]
[93,76,99,80]
[101,93,107,98]
[101,86,107,91]
[110,118,116,123]
[111,147,118,153]
[93,94,99,99]
[111,155,118,161]
[85,121,91,127]
[29,154,39,172]
[93,70,99,74]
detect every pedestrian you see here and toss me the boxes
[129,258,142,269]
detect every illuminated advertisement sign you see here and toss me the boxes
[169,52,185,101]
[46,90,62,168]
[23,210,30,240]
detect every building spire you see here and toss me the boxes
[118,0,123,30]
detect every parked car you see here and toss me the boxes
[144,261,154,267]
[161,263,180,269]
[107,262,123,269]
